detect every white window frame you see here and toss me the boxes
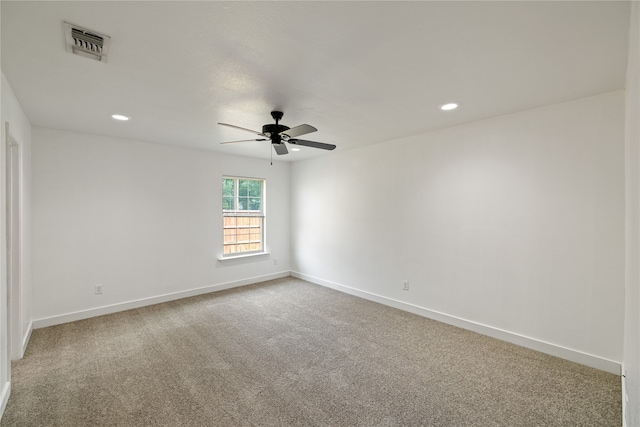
[221,176,267,259]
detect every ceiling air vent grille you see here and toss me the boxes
[63,22,111,63]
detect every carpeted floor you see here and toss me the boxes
[0,277,621,426]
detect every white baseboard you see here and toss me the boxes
[622,363,628,427]
[21,321,32,357]
[33,271,291,329]
[292,271,622,375]
[0,381,10,421]
[31,270,621,375]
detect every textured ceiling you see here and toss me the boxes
[1,1,630,161]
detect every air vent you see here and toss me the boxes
[63,22,111,63]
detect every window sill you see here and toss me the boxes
[217,251,270,262]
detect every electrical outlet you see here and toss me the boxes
[94,284,103,295]
[402,280,409,291]
[273,259,277,266]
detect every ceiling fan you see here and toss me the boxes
[218,111,336,155]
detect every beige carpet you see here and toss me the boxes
[0,277,621,426]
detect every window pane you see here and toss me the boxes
[238,197,249,210]
[238,228,250,242]
[249,198,261,210]
[223,178,235,197]
[248,180,262,197]
[223,196,234,210]
[238,180,249,197]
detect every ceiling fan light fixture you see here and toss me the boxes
[440,102,459,111]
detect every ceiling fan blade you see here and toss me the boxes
[220,138,268,144]
[289,139,336,151]
[280,124,317,139]
[218,123,264,136]
[273,143,288,155]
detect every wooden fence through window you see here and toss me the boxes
[223,216,262,254]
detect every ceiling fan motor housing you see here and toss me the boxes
[262,123,290,143]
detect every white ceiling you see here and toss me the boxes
[1,1,630,161]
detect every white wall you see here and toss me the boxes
[31,128,290,325]
[291,91,625,373]
[0,73,32,414]
[623,2,640,425]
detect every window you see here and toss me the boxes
[222,177,265,256]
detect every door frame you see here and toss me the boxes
[5,123,22,361]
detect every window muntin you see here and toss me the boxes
[223,177,265,255]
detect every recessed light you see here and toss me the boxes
[291,148,301,152]
[439,103,459,111]
[111,114,130,121]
